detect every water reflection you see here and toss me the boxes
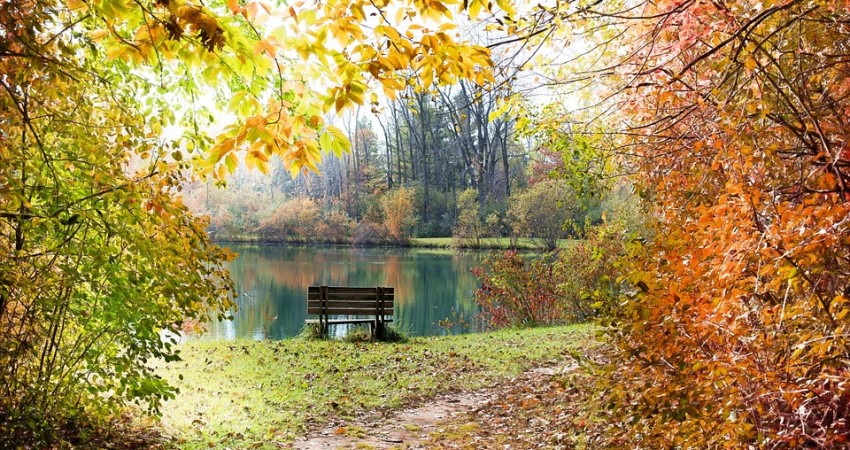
[200,245,485,340]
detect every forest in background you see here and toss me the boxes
[184,84,639,248]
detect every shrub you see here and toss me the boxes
[342,324,408,343]
[1,155,235,446]
[352,221,388,246]
[472,223,627,329]
[554,224,627,320]
[257,197,321,242]
[508,180,579,251]
[298,323,329,341]
[472,251,565,328]
[317,209,353,244]
[374,324,408,343]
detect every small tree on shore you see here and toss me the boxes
[509,180,577,250]
[453,189,483,247]
[381,187,417,244]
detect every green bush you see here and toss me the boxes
[453,188,484,248]
[508,180,579,250]
[1,133,234,446]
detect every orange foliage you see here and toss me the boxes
[381,187,417,244]
[599,0,850,447]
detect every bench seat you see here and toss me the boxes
[306,286,395,337]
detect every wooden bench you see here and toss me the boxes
[306,286,394,337]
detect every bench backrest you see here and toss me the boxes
[307,286,394,316]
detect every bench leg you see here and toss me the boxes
[319,315,329,339]
[374,319,386,341]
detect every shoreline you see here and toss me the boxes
[210,236,573,251]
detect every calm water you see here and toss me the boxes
[202,245,486,340]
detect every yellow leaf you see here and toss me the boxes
[252,150,269,163]
[289,161,301,178]
[225,153,238,172]
[495,0,516,16]
[88,29,107,40]
[319,130,333,153]
[257,158,269,174]
[227,91,247,113]
[746,102,758,115]
[468,0,482,19]
[66,0,88,10]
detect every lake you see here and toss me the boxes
[201,245,488,340]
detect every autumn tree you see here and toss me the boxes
[381,187,417,244]
[513,0,850,446]
[0,0,513,444]
[0,0,237,443]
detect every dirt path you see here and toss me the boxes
[291,364,577,450]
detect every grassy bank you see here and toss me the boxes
[154,325,596,449]
[213,236,576,251]
[410,237,576,250]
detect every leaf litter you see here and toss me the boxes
[292,363,582,450]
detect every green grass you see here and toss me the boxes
[411,237,577,250]
[154,324,596,449]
